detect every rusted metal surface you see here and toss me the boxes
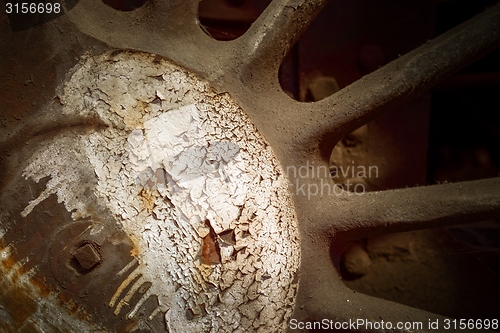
[1,0,500,332]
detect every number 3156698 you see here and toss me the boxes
[6,2,61,14]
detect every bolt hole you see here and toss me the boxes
[102,0,147,11]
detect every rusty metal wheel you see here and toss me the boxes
[1,0,500,332]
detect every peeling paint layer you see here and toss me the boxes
[22,51,300,332]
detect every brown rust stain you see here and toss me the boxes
[0,281,37,330]
[0,244,21,285]
[31,275,51,297]
[57,292,90,322]
[127,233,141,257]
[201,231,221,265]
[0,243,50,296]
[138,188,155,213]
[125,320,139,332]
[0,242,16,271]
[1,256,16,270]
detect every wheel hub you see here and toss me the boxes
[16,50,301,332]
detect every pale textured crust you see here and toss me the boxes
[22,51,301,332]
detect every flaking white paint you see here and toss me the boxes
[22,51,300,332]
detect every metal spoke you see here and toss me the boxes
[231,0,328,75]
[310,177,500,239]
[293,2,500,154]
[293,236,456,333]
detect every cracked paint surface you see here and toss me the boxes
[21,51,300,332]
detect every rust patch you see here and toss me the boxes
[1,256,16,270]
[138,188,155,213]
[125,320,139,332]
[0,242,50,297]
[0,282,37,330]
[127,233,141,257]
[57,292,90,322]
[201,230,221,265]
